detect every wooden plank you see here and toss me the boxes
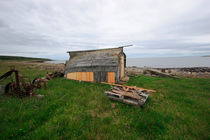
[90,72,94,82]
[120,55,124,79]
[112,72,115,83]
[76,72,81,81]
[86,72,88,81]
[82,72,86,81]
[112,86,140,97]
[101,82,156,93]
[111,89,141,100]
[67,72,76,80]
[107,72,110,83]
[67,72,94,82]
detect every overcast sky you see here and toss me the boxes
[0,0,210,59]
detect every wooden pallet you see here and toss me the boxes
[101,82,156,93]
[104,85,151,106]
[104,91,149,106]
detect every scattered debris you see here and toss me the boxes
[126,67,210,78]
[45,71,64,80]
[143,69,180,79]
[102,82,155,107]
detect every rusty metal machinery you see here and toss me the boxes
[0,68,47,97]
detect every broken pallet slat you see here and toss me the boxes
[101,82,156,93]
[111,89,141,100]
[104,85,150,106]
[103,81,153,106]
[104,91,139,106]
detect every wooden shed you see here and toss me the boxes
[65,47,126,83]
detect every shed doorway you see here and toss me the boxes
[107,72,115,83]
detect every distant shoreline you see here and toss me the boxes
[127,66,210,69]
[126,67,210,78]
[0,55,52,61]
[44,56,210,68]
[2,55,210,68]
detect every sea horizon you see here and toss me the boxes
[46,56,210,68]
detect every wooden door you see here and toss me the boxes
[94,72,107,83]
[107,72,115,83]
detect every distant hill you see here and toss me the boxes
[0,55,52,61]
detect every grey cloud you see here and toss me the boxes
[0,0,210,59]
[0,20,8,28]
[163,17,210,36]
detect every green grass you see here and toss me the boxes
[0,61,209,139]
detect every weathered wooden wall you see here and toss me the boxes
[65,47,125,83]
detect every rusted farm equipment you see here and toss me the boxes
[0,68,46,97]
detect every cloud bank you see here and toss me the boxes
[0,0,210,59]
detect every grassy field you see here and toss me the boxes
[0,60,209,139]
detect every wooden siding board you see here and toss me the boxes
[94,72,107,83]
[67,72,94,82]
[65,66,118,73]
[120,55,124,79]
